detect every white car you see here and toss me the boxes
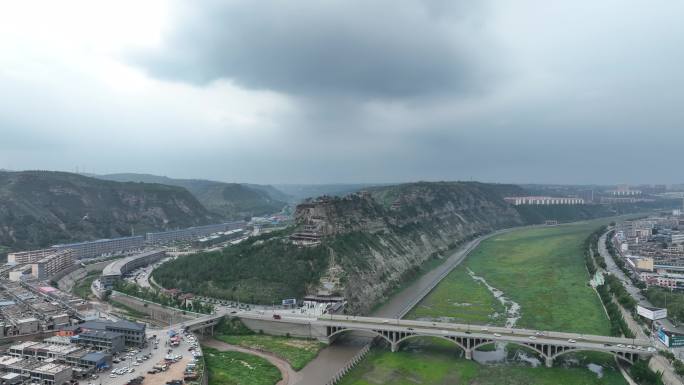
[528,336,537,340]
[617,344,625,348]
[494,333,502,337]
[568,339,576,343]
[109,374,117,378]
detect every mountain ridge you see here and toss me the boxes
[0,170,218,254]
[97,173,288,219]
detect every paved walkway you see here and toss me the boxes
[201,337,301,385]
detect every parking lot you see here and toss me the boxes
[92,329,198,385]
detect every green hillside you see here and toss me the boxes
[100,173,287,219]
[0,170,217,254]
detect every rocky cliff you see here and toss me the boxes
[154,180,643,313]
[295,182,527,313]
[0,170,218,253]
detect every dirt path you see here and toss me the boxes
[201,337,301,385]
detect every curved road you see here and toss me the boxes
[201,338,301,385]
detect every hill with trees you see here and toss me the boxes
[0,170,217,255]
[99,173,288,219]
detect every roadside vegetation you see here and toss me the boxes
[72,271,100,299]
[203,347,282,385]
[109,300,151,321]
[582,227,635,338]
[113,281,214,314]
[214,318,324,371]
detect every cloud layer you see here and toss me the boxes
[1,0,683,184]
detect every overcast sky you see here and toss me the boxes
[1,1,682,185]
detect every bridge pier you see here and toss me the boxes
[465,349,472,360]
[391,342,399,353]
[545,356,553,368]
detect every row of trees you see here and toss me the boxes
[604,274,638,311]
[583,227,635,338]
[596,283,635,338]
[113,281,214,314]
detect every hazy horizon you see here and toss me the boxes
[1,1,683,185]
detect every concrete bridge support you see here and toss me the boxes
[545,356,553,368]
[464,349,472,360]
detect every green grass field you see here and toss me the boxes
[204,347,282,385]
[345,221,623,385]
[215,334,324,371]
[408,221,611,335]
[338,347,627,385]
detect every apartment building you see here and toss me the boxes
[31,250,75,280]
[145,221,245,244]
[51,236,145,259]
[504,196,585,205]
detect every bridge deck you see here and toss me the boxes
[320,315,654,353]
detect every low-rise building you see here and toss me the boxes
[72,331,124,353]
[77,320,146,347]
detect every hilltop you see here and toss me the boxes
[0,170,218,253]
[154,180,667,313]
[99,173,288,219]
[153,182,522,311]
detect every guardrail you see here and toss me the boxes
[325,342,372,385]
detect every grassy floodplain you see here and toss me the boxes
[213,318,324,371]
[215,334,324,371]
[344,220,626,385]
[204,347,282,385]
[408,220,611,335]
[338,344,627,385]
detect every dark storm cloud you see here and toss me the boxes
[133,0,502,99]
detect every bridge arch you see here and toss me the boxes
[552,348,635,364]
[395,334,468,352]
[327,327,395,345]
[471,340,546,359]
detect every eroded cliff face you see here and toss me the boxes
[294,182,527,314]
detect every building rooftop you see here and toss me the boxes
[79,319,145,332]
[81,352,108,362]
[78,330,123,339]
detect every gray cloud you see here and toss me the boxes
[1,0,684,185]
[133,0,503,99]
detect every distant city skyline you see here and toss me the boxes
[1,1,683,185]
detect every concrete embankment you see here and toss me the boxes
[56,260,111,292]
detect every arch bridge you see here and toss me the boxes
[321,315,651,367]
